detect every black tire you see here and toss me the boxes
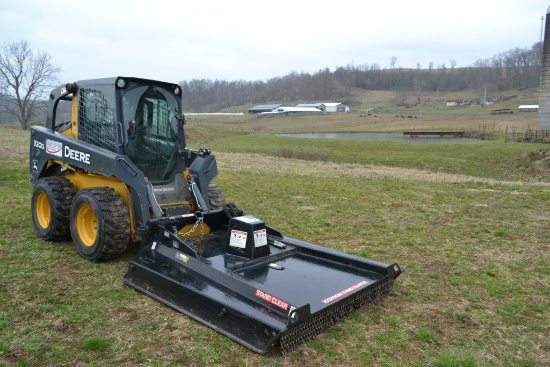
[207,183,226,210]
[70,187,130,261]
[207,184,244,218]
[31,177,76,241]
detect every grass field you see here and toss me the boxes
[186,108,538,136]
[1,120,549,367]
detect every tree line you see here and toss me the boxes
[179,42,542,112]
[0,40,544,129]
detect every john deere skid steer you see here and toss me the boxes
[29,77,402,354]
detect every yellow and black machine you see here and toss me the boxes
[29,77,402,354]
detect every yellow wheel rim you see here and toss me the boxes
[76,203,97,247]
[35,192,51,229]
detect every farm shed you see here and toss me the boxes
[295,102,349,112]
[446,100,472,106]
[257,106,323,117]
[518,105,539,112]
[275,106,322,113]
[296,103,325,111]
[322,102,350,112]
[248,104,282,114]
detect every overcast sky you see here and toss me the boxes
[0,0,547,84]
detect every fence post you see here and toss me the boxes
[505,126,508,142]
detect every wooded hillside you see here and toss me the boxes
[180,42,542,112]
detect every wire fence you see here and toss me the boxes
[505,126,550,143]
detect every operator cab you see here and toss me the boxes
[122,83,181,184]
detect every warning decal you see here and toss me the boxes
[175,252,189,263]
[321,280,368,304]
[230,229,247,248]
[255,289,289,311]
[253,229,267,247]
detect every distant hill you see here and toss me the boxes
[180,43,542,113]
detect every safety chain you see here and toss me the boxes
[173,215,204,240]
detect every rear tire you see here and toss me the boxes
[207,183,243,217]
[208,184,226,210]
[31,177,76,241]
[70,187,130,261]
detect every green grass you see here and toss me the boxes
[205,133,550,182]
[81,337,112,351]
[432,348,478,367]
[1,125,549,366]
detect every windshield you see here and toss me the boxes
[122,85,180,183]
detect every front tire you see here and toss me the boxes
[31,177,76,241]
[70,187,130,261]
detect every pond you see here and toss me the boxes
[276,132,480,143]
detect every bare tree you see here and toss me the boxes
[414,64,424,104]
[389,56,397,69]
[0,40,61,129]
[449,59,457,89]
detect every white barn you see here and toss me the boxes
[258,106,323,116]
[518,105,539,112]
[296,102,350,112]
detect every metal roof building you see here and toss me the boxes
[257,106,323,117]
[322,103,344,112]
[297,102,349,112]
[247,104,283,114]
[518,105,539,112]
[296,103,325,111]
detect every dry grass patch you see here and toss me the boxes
[217,152,550,187]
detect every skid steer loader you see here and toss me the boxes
[29,77,402,354]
